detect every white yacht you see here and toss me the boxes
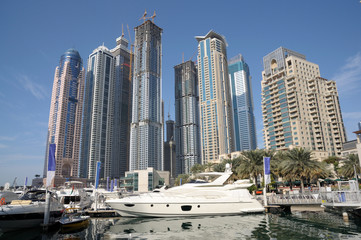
[57,181,92,209]
[0,190,64,232]
[106,164,264,217]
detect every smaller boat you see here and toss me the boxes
[0,190,63,232]
[57,181,92,209]
[58,208,90,233]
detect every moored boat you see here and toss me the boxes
[0,190,64,232]
[58,208,90,233]
[106,164,264,217]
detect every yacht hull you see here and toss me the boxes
[0,211,63,232]
[107,200,264,217]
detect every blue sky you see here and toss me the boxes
[0,0,361,186]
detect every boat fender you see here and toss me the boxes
[0,197,5,205]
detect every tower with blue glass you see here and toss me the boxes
[174,60,201,174]
[228,54,257,151]
[80,35,131,180]
[129,20,164,171]
[43,49,85,179]
[196,30,234,164]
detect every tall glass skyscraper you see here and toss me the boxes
[196,30,234,164]
[228,54,257,151]
[129,20,163,171]
[174,60,201,174]
[80,36,131,179]
[43,49,85,179]
[80,45,114,180]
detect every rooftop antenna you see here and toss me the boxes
[182,52,184,63]
[121,24,124,38]
[150,10,156,22]
[140,9,147,22]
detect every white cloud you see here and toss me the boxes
[332,52,361,95]
[17,74,47,100]
[342,111,361,120]
[0,143,8,149]
[0,136,16,141]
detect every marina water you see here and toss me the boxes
[1,211,361,239]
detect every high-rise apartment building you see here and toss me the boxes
[164,119,176,178]
[261,47,346,159]
[110,36,132,178]
[80,36,131,179]
[196,30,234,164]
[174,60,201,174]
[228,54,257,151]
[43,49,85,179]
[129,20,163,171]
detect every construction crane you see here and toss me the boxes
[139,9,147,22]
[190,50,198,62]
[150,11,156,22]
[139,9,157,23]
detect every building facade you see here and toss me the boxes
[80,45,114,180]
[120,168,170,193]
[80,36,131,180]
[174,60,201,174]
[129,20,164,171]
[228,54,257,151]
[109,36,132,178]
[43,49,85,178]
[196,30,234,164]
[164,120,176,178]
[261,47,346,159]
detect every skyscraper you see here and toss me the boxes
[228,54,257,151]
[110,36,132,178]
[196,30,234,164]
[261,47,346,159]
[43,49,85,179]
[164,119,176,178]
[174,60,201,174]
[129,20,163,171]
[80,35,131,179]
[80,45,114,180]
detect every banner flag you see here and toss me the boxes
[95,161,101,189]
[46,144,56,187]
[264,157,271,185]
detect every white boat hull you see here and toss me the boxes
[107,169,265,218]
[107,201,264,217]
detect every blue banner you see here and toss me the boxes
[48,144,56,171]
[264,157,271,185]
[95,161,101,189]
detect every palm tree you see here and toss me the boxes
[323,156,341,176]
[236,149,265,187]
[174,174,190,186]
[190,163,206,174]
[205,162,216,172]
[280,148,328,192]
[339,154,361,179]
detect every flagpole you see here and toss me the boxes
[263,158,268,207]
[43,143,56,229]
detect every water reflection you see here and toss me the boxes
[1,212,361,239]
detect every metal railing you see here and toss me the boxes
[268,192,321,205]
[319,191,361,206]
